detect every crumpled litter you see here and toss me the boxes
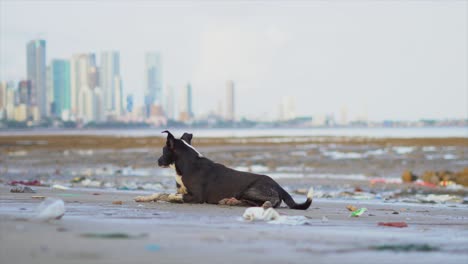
[36,198,65,221]
[10,186,36,193]
[350,208,367,217]
[241,202,309,225]
[378,222,408,228]
[52,184,70,190]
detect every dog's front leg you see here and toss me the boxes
[182,193,204,204]
[134,193,165,202]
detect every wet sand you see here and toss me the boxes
[1,134,468,263]
[1,186,468,264]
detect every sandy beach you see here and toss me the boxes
[1,186,468,264]
[1,134,468,263]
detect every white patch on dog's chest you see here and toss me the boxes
[170,164,188,194]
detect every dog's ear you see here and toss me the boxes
[181,133,193,145]
[162,130,175,149]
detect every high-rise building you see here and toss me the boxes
[5,82,16,120]
[126,94,134,113]
[187,83,193,118]
[100,51,121,115]
[70,53,98,121]
[26,39,46,118]
[165,85,175,120]
[225,80,235,121]
[51,59,71,119]
[144,52,162,116]
[0,82,6,117]
[279,96,296,121]
[17,80,31,106]
[114,75,123,116]
[93,87,105,122]
[178,83,193,122]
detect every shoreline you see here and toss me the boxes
[1,134,467,150]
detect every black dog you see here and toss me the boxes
[157,131,313,210]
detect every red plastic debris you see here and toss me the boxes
[414,182,437,188]
[8,180,42,186]
[378,222,408,228]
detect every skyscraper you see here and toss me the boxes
[26,39,46,119]
[225,80,235,121]
[51,59,71,119]
[187,83,193,118]
[178,83,193,122]
[100,51,121,115]
[279,96,296,121]
[70,53,98,122]
[165,85,175,120]
[144,52,162,116]
[0,82,6,118]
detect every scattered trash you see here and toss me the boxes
[392,211,399,215]
[321,216,329,223]
[71,176,86,183]
[112,200,123,205]
[401,170,418,183]
[52,184,70,190]
[80,233,148,239]
[8,180,42,186]
[92,193,101,195]
[370,244,438,252]
[346,205,357,212]
[378,222,408,228]
[36,198,65,221]
[350,208,367,217]
[242,202,280,221]
[413,168,468,187]
[412,194,462,204]
[31,195,46,199]
[241,201,309,225]
[145,244,161,252]
[10,186,36,193]
[80,179,103,188]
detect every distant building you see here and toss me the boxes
[178,83,193,122]
[113,75,123,117]
[279,96,296,121]
[17,80,31,107]
[0,82,6,119]
[46,66,53,116]
[225,80,235,121]
[26,39,47,119]
[187,83,193,118]
[5,82,16,120]
[70,53,98,122]
[144,52,162,117]
[100,51,121,116]
[51,59,71,119]
[126,94,134,113]
[164,85,175,120]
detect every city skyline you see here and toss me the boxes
[0,1,466,121]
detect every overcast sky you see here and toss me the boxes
[0,0,466,121]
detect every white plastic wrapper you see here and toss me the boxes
[36,198,65,221]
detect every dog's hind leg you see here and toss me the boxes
[241,184,282,208]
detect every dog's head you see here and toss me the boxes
[157,130,200,168]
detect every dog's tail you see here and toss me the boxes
[279,186,313,210]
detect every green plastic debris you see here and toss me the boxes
[350,207,367,217]
[80,233,148,239]
[371,244,439,252]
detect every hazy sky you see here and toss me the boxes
[1,0,466,121]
